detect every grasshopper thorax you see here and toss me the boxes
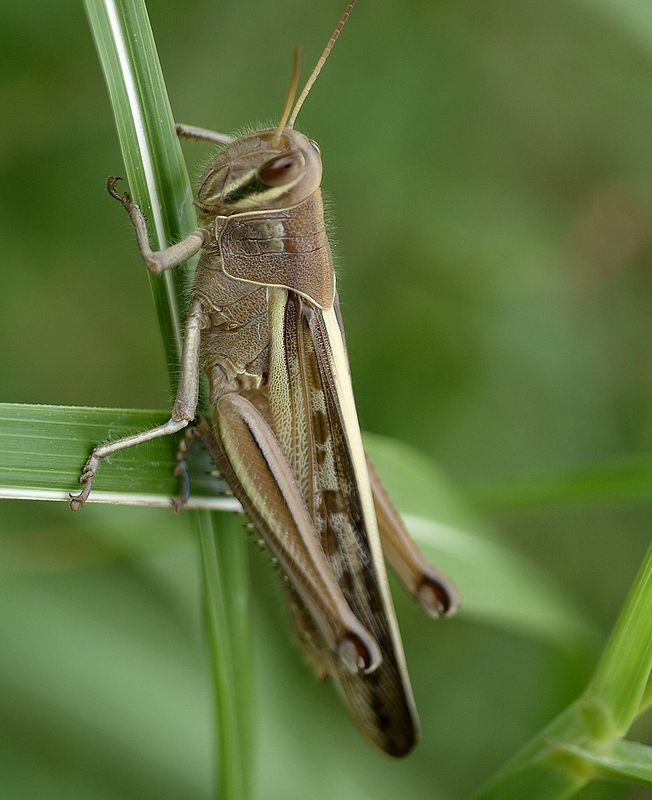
[195,128,322,220]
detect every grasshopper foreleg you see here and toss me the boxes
[175,123,233,145]
[69,302,207,511]
[107,177,210,275]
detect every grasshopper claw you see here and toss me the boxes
[69,482,92,512]
[106,176,134,212]
[170,496,186,513]
[68,495,83,512]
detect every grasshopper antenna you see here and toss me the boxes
[274,47,303,144]
[287,0,357,130]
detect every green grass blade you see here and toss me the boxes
[0,402,235,508]
[83,3,251,797]
[84,0,194,362]
[468,457,652,511]
[476,544,652,799]
[586,543,652,732]
[198,511,250,800]
[561,739,652,786]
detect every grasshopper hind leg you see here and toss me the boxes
[208,391,382,675]
[170,423,201,512]
[367,458,461,617]
[169,414,359,683]
[170,417,223,512]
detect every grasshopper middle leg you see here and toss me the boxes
[69,302,207,511]
[175,123,233,146]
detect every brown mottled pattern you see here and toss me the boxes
[279,295,418,757]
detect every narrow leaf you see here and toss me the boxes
[85,0,195,363]
[476,544,652,799]
[469,457,652,512]
[587,543,652,732]
[561,739,652,786]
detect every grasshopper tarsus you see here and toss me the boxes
[106,175,123,200]
[171,420,214,511]
[68,453,100,511]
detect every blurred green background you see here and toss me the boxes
[1,1,651,798]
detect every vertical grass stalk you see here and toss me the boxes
[84,2,251,797]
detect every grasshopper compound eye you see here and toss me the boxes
[258,151,305,187]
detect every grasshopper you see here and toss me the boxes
[70,0,459,757]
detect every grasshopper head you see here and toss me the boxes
[197,0,357,219]
[195,128,322,218]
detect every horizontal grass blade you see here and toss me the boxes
[0,402,236,510]
[0,403,596,649]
